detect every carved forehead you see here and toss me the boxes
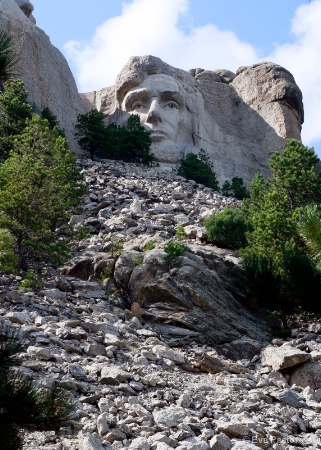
[138,74,181,92]
[122,74,184,107]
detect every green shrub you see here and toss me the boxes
[173,149,219,191]
[99,266,113,281]
[243,251,321,313]
[221,176,249,200]
[144,240,156,251]
[283,253,321,312]
[0,229,18,273]
[204,208,252,250]
[164,240,186,268]
[175,225,187,240]
[19,269,43,292]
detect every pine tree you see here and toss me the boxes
[0,79,32,158]
[242,140,321,265]
[242,140,321,310]
[270,139,321,212]
[221,176,249,200]
[174,148,219,191]
[0,114,86,271]
[75,109,109,159]
[118,114,154,165]
[75,111,155,165]
[41,107,65,137]
[297,204,321,269]
[0,31,19,90]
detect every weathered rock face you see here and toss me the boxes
[290,361,321,390]
[126,247,269,346]
[0,0,85,150]
[82,55,303,185]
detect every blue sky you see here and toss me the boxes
[31,0,321,156]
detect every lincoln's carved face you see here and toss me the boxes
[122,74,185,145]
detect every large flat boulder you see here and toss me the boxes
[261,345,311,371]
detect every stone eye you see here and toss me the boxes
[132,102,144,110]
[165,101,179,109]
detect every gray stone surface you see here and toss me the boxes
[290,361,321,389]
[79,432,105,450]
[209,433,232,450]
[128,248,269,346]
[153,406,186,428]
[270,388,306,408]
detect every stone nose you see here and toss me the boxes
[146,99,162,124]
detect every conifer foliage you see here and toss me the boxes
[0,79,32,159]
[0,79,86,272]
[0,31,19,89]
[241,139,321,311]
[0,114,86,271]
[174,148,220,191]
[75,110,155,165]
[0,325,73,450]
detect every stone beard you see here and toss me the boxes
[121,74,195,164]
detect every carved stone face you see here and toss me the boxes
[15,0,34,17]
[122,74,188,149]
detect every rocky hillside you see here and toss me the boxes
[1,161,321,450]
[61,160,269,350]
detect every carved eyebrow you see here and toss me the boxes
[123,89,150,110]
[160,91,184,106]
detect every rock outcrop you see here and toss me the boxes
[82,55,304,186]
[0,0,85,149]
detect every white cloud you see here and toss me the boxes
[64,0,258,92]
[65,0,321,153]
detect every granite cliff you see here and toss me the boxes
[82,56,303,186]
[0,0,85,150]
